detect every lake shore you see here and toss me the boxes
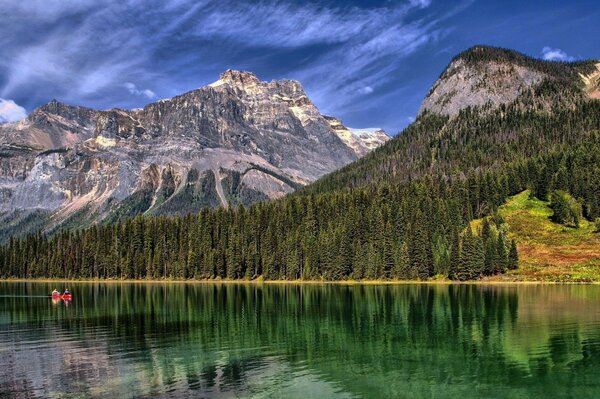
[1,277,596,285]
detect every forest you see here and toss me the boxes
[1,46,599,281]
[1,142,598,281]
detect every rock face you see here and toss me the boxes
[419,48,545,117]
[418,46,599,117]
[0,70,389,232]
[580,63,600,99]
[323,116,389,157]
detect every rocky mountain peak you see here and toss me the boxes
[419,46,547,117]
[0,69,390,232]
[323,116,390,157]
[218,69,261,87]
[419,45,598,117]
[29,99,96,125]
[31,99,69,118]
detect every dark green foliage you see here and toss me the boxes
[247,164,302,191]
[2,143,600,280]
[454,227,484,281]
[408,210,434,280]
[550,190,582,227]
[302,98,600,196]
[104,189,154,224]
[46,205,95,234]
[531,166,551,201]
[0,148,530,280]
[221,169,270,207]
[0,210,50,243]
[150,170,221,215]
[508,240,519,270]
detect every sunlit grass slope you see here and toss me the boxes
[492,190,600,282]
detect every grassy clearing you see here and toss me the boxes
[488,190,600,282]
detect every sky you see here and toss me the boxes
[0,0,599,133]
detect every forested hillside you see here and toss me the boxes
[303,47,599,194]
[1,46,599,281]
[2,143,598,281]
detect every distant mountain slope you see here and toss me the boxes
[303,46,600,194]
[0,70,389,237]
[323,116,390,157]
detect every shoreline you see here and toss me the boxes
[1,278,596,285]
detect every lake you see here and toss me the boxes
[1,282,600,398]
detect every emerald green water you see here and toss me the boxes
[1,283,600,398]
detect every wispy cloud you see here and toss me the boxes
[0,98,27,123]
[0,0,462,132]
[292,17,446,114]
[124,83,156,99]
[541,46,575,62]
[0,0,440,104]
[0,0,154,105]
[410,0,433,8]
[191,2,378,48]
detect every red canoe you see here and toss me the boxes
[52,294,72,300]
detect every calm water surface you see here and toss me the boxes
[1,282,600,398]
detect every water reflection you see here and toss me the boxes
[1,283,600,398]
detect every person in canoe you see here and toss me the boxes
[64,288,71,296]
[52,289,60,296]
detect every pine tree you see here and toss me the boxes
[455,227,485,280]
[494,234,507,273]
[484,239,495,276]
[408,211,433,280]
[508,240,519,270]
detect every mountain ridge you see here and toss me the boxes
[0,70,389,237]
[303,45,600,195]
[419,45,598,117]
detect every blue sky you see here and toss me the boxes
[0,0,598,133]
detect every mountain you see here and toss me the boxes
[0,70,389,235]
[420,46,600,116]
[2,45,599,282]
[305,45,600,193]
[323,116,390,157]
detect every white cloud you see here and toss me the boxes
[124,83,156,99]
[0,0,451,128]
[0,0,160,101]
[0,98,27,123]
[542,46,575,62]
[0,0,97,21]
[410,0,432,8]
[191,2,378,48]
[294,20,441,112]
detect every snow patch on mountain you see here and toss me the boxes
[324,116,390,157]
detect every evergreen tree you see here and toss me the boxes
[508,240,519,270]
[408,211,433,280]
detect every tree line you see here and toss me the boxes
[304,83,600,195]
[2,50,599,282]
[1,143,598,281]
